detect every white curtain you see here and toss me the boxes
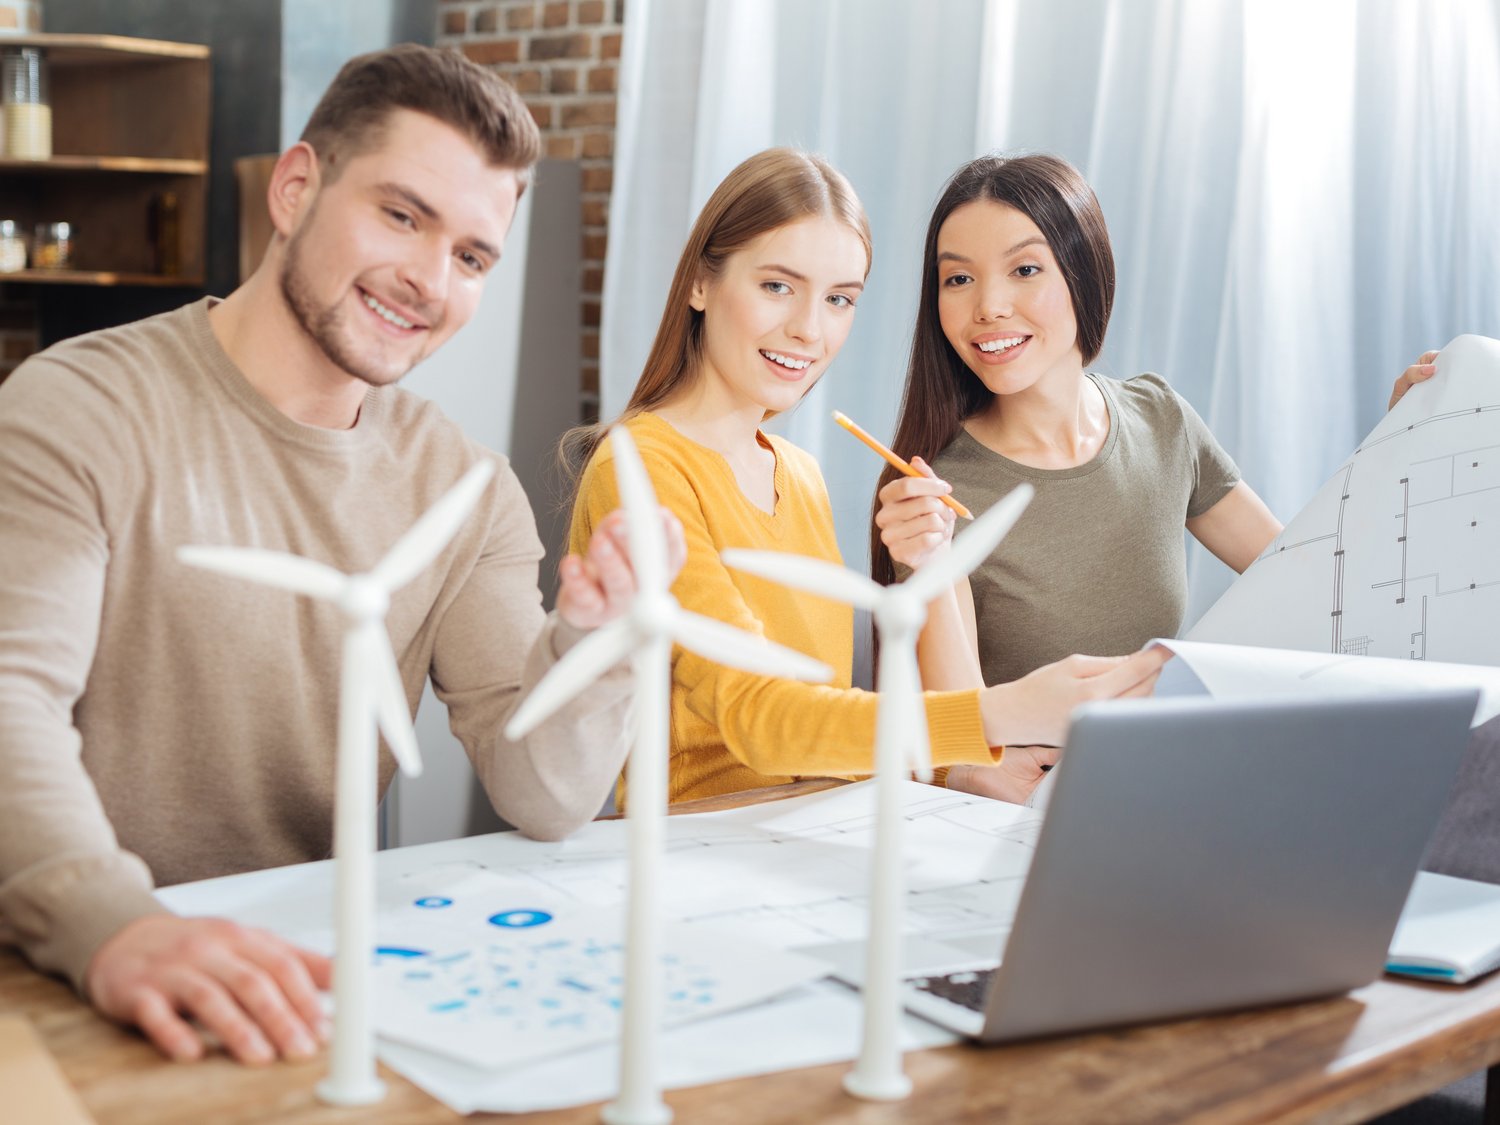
[603,0,1500,627]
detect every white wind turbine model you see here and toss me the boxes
[178,460,496,1106]
[723,481,1034,1102]
[505,426,832,1125]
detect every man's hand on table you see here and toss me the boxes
[85,914,331,1064]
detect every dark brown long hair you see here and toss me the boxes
[559,147,872,494]
[869,153,1115,587]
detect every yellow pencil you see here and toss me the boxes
[832,410,974,520]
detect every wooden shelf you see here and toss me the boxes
[0,156,207,175]
[0,270,203,288]
[0,32,209,287]
[0,33,209,64]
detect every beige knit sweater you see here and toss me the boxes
[0,299,631,991]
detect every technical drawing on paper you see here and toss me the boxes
[1190,335,1500,665]
[369,784,1043,960]
[361,785,1037,1069]
[158,783,1040,1080]
[160,783,1043,962]
[370,903,825,1071]
[450,786,1045,953]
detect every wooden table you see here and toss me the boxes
[5,780,1500,1125]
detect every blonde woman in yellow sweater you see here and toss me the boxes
[567,148,1168,808]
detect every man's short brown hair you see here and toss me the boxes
[300,44,542,190]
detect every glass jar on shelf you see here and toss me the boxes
[0,220,26,272]
[1,46,51,160]
[33,221,71,270]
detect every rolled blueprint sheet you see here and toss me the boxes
[1190,335,1500,667]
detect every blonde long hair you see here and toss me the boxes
[560,147,872,489]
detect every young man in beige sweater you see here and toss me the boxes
[0,45,677,1068]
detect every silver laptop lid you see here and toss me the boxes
[980,689,1477,1042]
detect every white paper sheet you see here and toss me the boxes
[377,980,957,1115]
[1189,334,1500,666]
[371,908,828,1071]
[1387,871,1500,982]
[1155,637,1500,727]
[158,783,1043,952]
[157,781,1035,1114]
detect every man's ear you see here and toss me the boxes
[266,142,322,240]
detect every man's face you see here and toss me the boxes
[279,109,522,387]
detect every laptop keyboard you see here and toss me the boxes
[913,968,995,1012]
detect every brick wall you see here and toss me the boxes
[438,0,624,422]
[0,7,624,403]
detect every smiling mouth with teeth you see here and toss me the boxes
[977,336,1027,354]
[362,291,418,331]
[761,349,813,371]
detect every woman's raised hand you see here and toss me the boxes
[1388,350,1439,411]
[875,457,957,572]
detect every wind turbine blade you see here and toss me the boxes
[884,641,933,781]
[607,426,668,595]
[368,632,423,778]
[371,461,496,593]
[721,549,884,611]
[177,546,347,602]
[668,608,832,683]
[505,619,638,739]
[905,483,1034,603]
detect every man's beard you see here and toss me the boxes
[278,222,419,388]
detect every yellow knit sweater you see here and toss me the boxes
[570,412,997,805]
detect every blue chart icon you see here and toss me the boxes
[414,896,454,909]
[489,909,554,929]
[374,946,429,960]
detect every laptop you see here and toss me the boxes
[896,690,1477,1041]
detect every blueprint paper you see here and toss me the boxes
[1189,335,1500,665]
[1154,638,1500,727]
[156,860,338,952]
[377,981,957,1115]
[172,864,826,1071]
[371,910,827,1071]
[159,783,1044,954]
[157,781,1036,1113]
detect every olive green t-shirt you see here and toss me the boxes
[930,373,1239,685]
